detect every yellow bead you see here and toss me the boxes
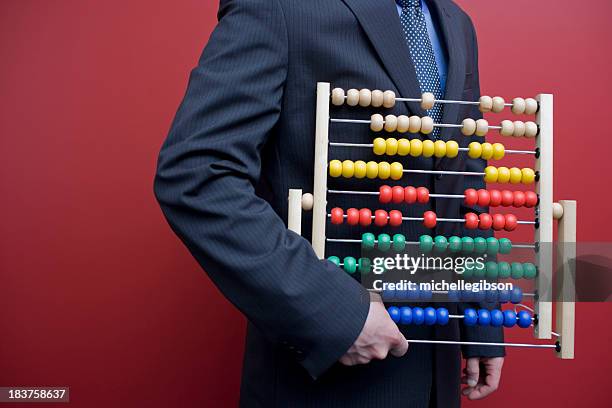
[341,160,355,178]
[373,138,386,155]
[484,166,498,183]
[497,166,511,183]
[445,140,459,158]
[390,162,403,180]
[354,160,367,178]
[481,142,494,160]
[509,167,522,184]
[422,139,435,157]
[521,168,536,184]
[397,138,411,156]
[434,140,447,158]
[366,161,379,179]
[492,143,505,160]
[329,160,342,177]
[378,162,391,180]
[386,138,399,156]
[410,139,423,157]
[468,142,482,159]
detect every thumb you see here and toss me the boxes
[465,358,480,387]
[389,330,408,357]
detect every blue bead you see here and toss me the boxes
[503,310,517,327]
[448,290,460,302]
[511,287,523,304]
[412,307,425,325]
[498,289,511,303]
[485,289,498,303]
[382,289,396,301]
[424,307,437,325]
[473,289,486,302]
[464,308,478,326]
[517,310,532,328]
[436,308,449,325]
[490,309,504,327]
[395,289,409,300]
[400,307,413,325]
[477,309,491,326]
[420,289,433,300]
[461,289,473,302]
[388,306,401,323]
[407,287,420,300]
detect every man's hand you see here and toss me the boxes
[339,294,408,366]
[461,357,504,400]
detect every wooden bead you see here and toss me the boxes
[371,90,384,107]
[500,120,514,136]
[331,88,345,106]
[409,139,423,157]
[509,167,523,184]
[329,160,342,177]
[354,160,367,178]
[480,142,493,160]
[492,97,505,113]
[475,119,489,137]
[358,89,372,107]
[462,118,476,136]
[342,160,355,178]
[397,115,410,133]
[479,96,493,113]
[492,143,505,160]
[378,162,391,179]
[422,139,435,157]
[497,167,511,184]
[366,161,379,179]
[373,137,386,155]
[468,142,482,159]
[421,92,435,110]
[409,116,422,133]
[421,116,434,134]
[384,115,398,132]
[513,121,526,137]
[346,89,359,106]
[301,193,314,211]
[511,97,526,115]
[524,121,538,138]
[390,162,403,180]
[397,138,411,156]
[525,98,538,115]
[386,138,399,155]
[552,202,564,220]
[370,114,384,132]
[446,140,459,158]
[383,90,396,108]
[434,140,447,158]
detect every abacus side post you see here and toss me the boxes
[555,200,576,359]
[311,82,331,259]
[534,93,553,339]
[288,189,303,235]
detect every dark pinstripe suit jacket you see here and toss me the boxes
[154,0,504,406]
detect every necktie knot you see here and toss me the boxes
[398,0,420,9]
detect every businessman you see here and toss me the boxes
[155,0,504,406]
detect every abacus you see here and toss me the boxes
[288,82,576,359]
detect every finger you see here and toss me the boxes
[467,368,501,400]
[465,358,480,387]
[339,354,355,366]
[389,332,408,357]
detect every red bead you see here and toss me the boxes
[375,210,389,227]
[477,189,491,207]
[359,208,372,226]
[331,208,344,225]
[524,191,538,208]
[379,185,392,204]
[501,190,514,207]
[492,213,506,231]
[489,189,502,207]
[513,191,526,208]
[416,187,430,204]
[392,186,404,204]
[464,213,479,229]
[478,213,493,230]
[346,208,360,225]
[464,188,478,206]
[423,211,437,229]
[404,186,417,204]
[504,213,518,231]
[389,210,403,227]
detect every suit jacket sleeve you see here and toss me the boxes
[153,0,370,378]
[458,17,506,359]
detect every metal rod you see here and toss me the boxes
[328,142,536,155]
[330,118,504,131]
[404,339,557,349]
[325,237,537,249]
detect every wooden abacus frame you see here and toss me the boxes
[288,82,575,359]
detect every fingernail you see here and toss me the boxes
[467,379,477,387]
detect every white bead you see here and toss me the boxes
[384,115,398,132]
[524,121,538,138]
[513,121,526,137]
[371,90,384,108]
[370,114,384,132]
[383,90,396,108]
[479,96,493,113]
[397,115,410,133]
[525,98,538,115]
[346,89,359,106]
[461,118,476,136]
[408,116,422,133]
[421,92,435,110]
[358,89,372,107]
[500,120,515,137]
[491,97,505,113]
[301,193,314,211]
[420,116,434,134]
[511,97,526,115]
[331,88,345,106]
[475,119,489,136]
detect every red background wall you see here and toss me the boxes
[1,0,611,406]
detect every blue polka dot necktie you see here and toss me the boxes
[398,0,444,138]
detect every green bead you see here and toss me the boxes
[378,234,391,252]
[392,234,406,251]
[419,235,434,253]
[434,235,448,252]
[485,261,499,279]
[498,238,512,254]
[463,262,475,279]
[327,256,340,266]
[358,258,371,274]
[498,261,511,279]
[474,261,487,278]
[486,237,499,254]
[449,236,462,252]
[523,263,537,279]
[461,236,474,253]
[343,257,357,274]
[474,237,487,254]
[511,262,524,279]
[362,233,376,251]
